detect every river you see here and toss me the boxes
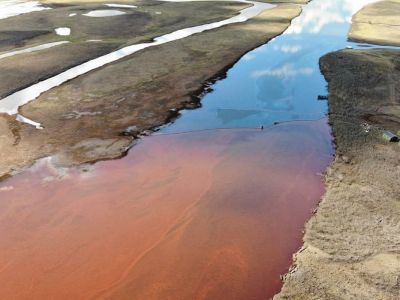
[0,0,378,299]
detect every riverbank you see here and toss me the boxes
[0,1,302,180]
[277,48,400,300]
[349,0,400,46]
[276,1,400,297]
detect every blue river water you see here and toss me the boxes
[161,0,378,133]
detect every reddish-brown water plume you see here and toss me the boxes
[0,119,332,300]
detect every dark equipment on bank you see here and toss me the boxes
[382,130,399,142]
[318,95,328,100]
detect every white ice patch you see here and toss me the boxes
[105,3,137,8]
[16,114,43,129]
[0,1,275,115]
[83,10,126,17]
[55,27,71,36]
[0,0,50,19]
[69,13,77,17]
[0,41,69,60]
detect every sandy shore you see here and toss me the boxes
[349,0,400,46]
[276,2,400,298]
[276,48,400,299]
[0,1,302,180]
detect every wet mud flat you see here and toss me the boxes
[0,120,332,299]
[276,49,400,299]
[0,2,302,179]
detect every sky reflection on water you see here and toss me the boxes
[161,0,379,133]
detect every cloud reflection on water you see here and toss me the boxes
[162,0,377,133]
[252,64,314,78]
[286,0,379,35]
[273,44,302,53]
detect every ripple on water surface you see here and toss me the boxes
[0,120,333,299]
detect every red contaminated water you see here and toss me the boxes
[0,119,332,300]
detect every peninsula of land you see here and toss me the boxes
[0,0,306,179]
